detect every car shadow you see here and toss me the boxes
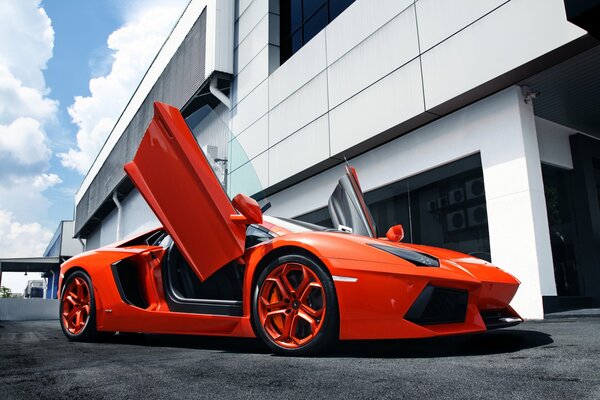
[100,328,553,358]
[102,332,270,354]
[330,329,554,358]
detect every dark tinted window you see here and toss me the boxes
[329,0,354,19]
[303,5,328,43]
[297,154,491,260]
[290,0,303,32]
[245,225,274,248]
[542,164,579,296]
[303,0,327,20]
[280,0,355,64]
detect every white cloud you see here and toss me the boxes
[0,0,54,90]
[0,174,62,230]
[0,210,53,258]
[0,0,62,269]
[58,1,189,174]
[0,117,52,167]
[32,173,62,191]
[0,0,57,177]
[0,207,52,293]
[0,0,56,176]
[0,65,58,126]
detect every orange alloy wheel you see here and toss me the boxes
[257,262,326,349]
[61,276,91,335]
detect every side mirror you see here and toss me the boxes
[386,224,404,242]
[230,193,263,225]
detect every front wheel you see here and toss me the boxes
[60,271,99,341]
[252,254,338,356]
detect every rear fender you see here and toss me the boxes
[60,247,167,330]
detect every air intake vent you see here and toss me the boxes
[405,286,468,325]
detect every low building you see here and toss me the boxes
[0,221,83,300]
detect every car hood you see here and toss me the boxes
[264,230,519,285]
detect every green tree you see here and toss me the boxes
[0,286,12,298]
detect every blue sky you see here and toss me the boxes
[0,0,188,293]
[43,0,121,225]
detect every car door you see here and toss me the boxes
[328,166,377,237]
[124,102,246,281]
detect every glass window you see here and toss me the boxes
[297,154,491,260]
[542,164,580,296]
[329,0,354,19]
[303,5,328,43]
[279,0,355,65]
[594,158,600,209]
[303,0,327,21]
[401,155,490,260]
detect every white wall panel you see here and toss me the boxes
[327,5,419,108]
[86,227,101,250]
[236,0,269,47]
[421,0,585,110]
[121,189,160,239]
[231,115,268,171]
[269,31,327,108]
[269,115,329,185]
[231,79,268,135]
[325,0,413,64]
[269,71,328,145]
[235,14,269,73]
[329,59,424,155]
[233,45,270,104]
[229,151,269,197]
[0,299,59,321]
[416,0,508,52]
[60,221,84,257]
[535,117,575,169]
[100,207,118,247]
[236,0,253,20]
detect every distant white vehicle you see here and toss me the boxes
[24,280,44,299]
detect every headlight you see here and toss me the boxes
[368,243,439,267]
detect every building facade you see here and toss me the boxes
[73,0,600,319]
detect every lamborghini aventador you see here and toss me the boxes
[59,102,522,355]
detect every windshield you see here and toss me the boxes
[185,105,267,203]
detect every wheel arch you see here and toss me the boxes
[246,244,340,341]
[59,266,88,297]
[59,265,104,322]
[250,245,334,290]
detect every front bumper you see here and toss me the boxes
[324,257,522,340]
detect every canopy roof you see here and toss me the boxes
[0,257,61,273]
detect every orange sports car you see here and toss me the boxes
[59,102,522,355]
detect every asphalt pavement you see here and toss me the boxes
[0,318,598,399]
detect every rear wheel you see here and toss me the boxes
[252,254,338,356]
[60,271,99,341]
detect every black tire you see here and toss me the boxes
[251,254,338,356]
[59,271,100,341]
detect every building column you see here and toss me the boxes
[48,271,55,299]
[480,86,556,319]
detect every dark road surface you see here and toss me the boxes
[0,319,599,399]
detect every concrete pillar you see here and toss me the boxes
[481,86,556,319]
